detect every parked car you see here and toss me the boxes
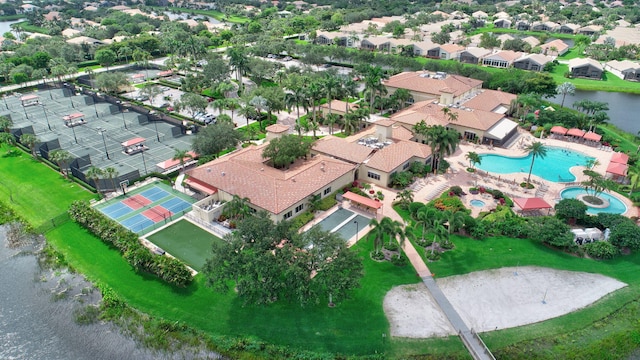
[134,95,149,101]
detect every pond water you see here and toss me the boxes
[548,90,640,135]
[0,19,26,37]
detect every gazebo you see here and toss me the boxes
[550,125,568,136]
[606,161,628,179]
[566,128,585,138]
[513,197,552,215]
[610,152,629,164]
[20,94,40,107]
[121,137,148,155]
[342,191,382,215]
[582,131,602,144]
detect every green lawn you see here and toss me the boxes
[550,64,640,94]
[146,220,222,271]
[0,148,95,227]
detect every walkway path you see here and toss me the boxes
[373,182,495,360]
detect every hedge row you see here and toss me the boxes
[68,200,192,287]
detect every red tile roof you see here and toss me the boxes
[383,71,483,97]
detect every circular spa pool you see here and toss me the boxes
[560,187,627,215]
[470,199,486,207]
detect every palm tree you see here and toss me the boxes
[117,46,133,63]
[414,207,439,245]
[19,133,38,159]
[305,80,323,133]
[0,115,13,132]
[104,167,119,192]
[628,169,640,196]
[172,149,193,173]
[238,104,258,128]
[227,47,249,92]
[368,217,392,255]
[49,149,73,178]
[322,73,341,131]
[249,95,268,128]
[391,88,411,111]
[415,124,460,173]
[341,79,359,116]
[394,189,414,210]
[325,114,340,136]
[556,82,576,108]
[443,210,465,237]
[223,195,251,220]
[86,166,104,195]
[429,223,449,256]
[285,86,309,135]
[442,107,458,123]
[465,151,481,170]
[363,66,388,115]
[524,141,547,186]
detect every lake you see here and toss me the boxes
[549,90,640,135]
[0,226,221,360]
[0,19,26,36]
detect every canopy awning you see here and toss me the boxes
[583,131,602,142]
[158,70,173,77]
[550,125,568,135]
[513,197,552,211]
[63,113,85,120]
[610,152,629,164]
[121,137,145,147]
[20,94,39,101]
[343,191,382,209]
[184,177,217,195]
[156,151,198,170]
[132,73,145,78]
[606,162,628,176]
[484,118,518,140]
[566,128,585,137]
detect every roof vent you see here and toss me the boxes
[292,177,296,182]
[260,168,264,171]
[321,166,325,172]
[221,172,225,176]
[206,168,211,173]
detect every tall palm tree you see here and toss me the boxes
[341,79,359,116]
[49,149,73,178]
[394,189,414,210]
[249,96,268,130]
[465,151,481,170]
[227,47,249,92]
[223,195,251,220]
[556,82,576,108]
[416,124,460,173]
[0,115,13,132]
[442,107,458,123]
[363,66,388,115]
[524,141,547,186]
[19,133,38,159]
[443,210,465,237]
[173,149,193,173]
[284,86,309,135]
[368,217,392,255]
[86,166,104,195]
[238,104,258,128]
[322,73,341,131]
[414,207,439,245]
[305,80,323,133]
[391,88,411,111]
[104,167,119,192]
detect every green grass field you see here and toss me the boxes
[550,64,640,94]
[146,220,222,271]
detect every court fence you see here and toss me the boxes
[129,208,190,235]
[35,212,71,234]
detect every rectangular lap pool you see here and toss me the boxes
[312,208,371,241]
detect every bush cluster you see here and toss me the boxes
[68,201,192,287]
[290,210,314,229]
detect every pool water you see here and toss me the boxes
[470,199,485,207]
[560,187,627,215]
[312,208,371,241]
[477,147,593,183]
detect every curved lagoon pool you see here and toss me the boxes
[477,147,593,182]
[560,187,627,215]
[470,199,485,207]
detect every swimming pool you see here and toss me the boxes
[312,208,371,241]
[560,187,627,215]
[470,199,485,207]
[477,147,593,182]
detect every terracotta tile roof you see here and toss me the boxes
[375,119,395,127]
[392,125,414,141]
[462,89,516,113]
[439,44,464,53]
[383,71,483,97]
[540,39,569,52]
[312,136,373,163]
[391,100,503,131]
[569,57,603,71]
[485,50,524,62]
[265,124,290,133]
[366,141,431,172]
[514,53,554,66]
[319,100,359,112]
[461,47,492,58]
[188,144,355,215]
[390,101,446,127]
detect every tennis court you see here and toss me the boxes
[95,181,195,234]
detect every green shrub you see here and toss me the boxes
[409,202,426,218]
[584,241,618,259]
[449,186,463,196]
[425,251,441,261]
[317,195,337,211]
[290,211,314,229]
[390,253,408,266]
[383,241,399,251]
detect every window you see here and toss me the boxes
[323,187,331,195]
[403,162,410,170]
[367,171,381,180]
[295,204,304,213]
[283,211,292,219]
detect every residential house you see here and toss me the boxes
[493,11,511,19]
[539,39,570,56]
[472,11,488,20]
[521,36,540,48]
[604,60,640,81]
[409,41,437,57]
[557,23,580,34]
[360,36,392,52]
[516,20,530,31]
[315,31,348,46]
[186,143,356,222]
[458,47,492,64]
[44,11,61,21]
[481,50,524,68]
[497,33,515,46]
[569,58,603,79]
[513,54,554,71]
[66,36,104,46]
[531,21,559,32]
[577,25,602,36]
[426,44,464,60]
[450,11,468,20]
[19,4,38,12]
[493,18,512,28]
[382,71,483,106]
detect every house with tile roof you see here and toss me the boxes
[493,18,512,28]
[521,36,540,48]
[577,25,602,36]
[458,47,493,64]
[426,44,464,60]
[569,58,603,79]
[186,144,356,222]
[531,21,559,32]
[557,23,580,34]
[481,50,524,68]
[539,39,570,56]
[604,60,640,81]
[516,20,530,31]
[382,71,483,106]
[461,89,516,114]
[513,54,554,71]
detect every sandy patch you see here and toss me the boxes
[384,266,626,338]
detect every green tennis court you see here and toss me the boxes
[146,220,223,271]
